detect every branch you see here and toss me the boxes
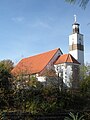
[65,0,89,9]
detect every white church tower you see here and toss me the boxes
[69,15,84,65]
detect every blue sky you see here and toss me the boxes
[0,0,90,64]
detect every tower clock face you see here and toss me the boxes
[72,37,74,41]
[72,36,75,45]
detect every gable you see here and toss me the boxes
[54,54,80,65]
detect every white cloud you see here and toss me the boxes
[29,20,51,29]
[12,17,24,22]
[38,21,51,28]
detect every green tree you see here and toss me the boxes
[13,75,43,112]
[0,59,14,71]
[0,60,14,110]
[65,0,89,9]
[80,75,90,95]
[79,64,90,111]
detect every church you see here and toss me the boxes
[12,16,84,88]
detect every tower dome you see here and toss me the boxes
[72,15,80,34]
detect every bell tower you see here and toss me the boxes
[69,15,84,65]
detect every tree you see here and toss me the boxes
[65,0,89,9]
[13,75,43,112]
[0,59,14,71]
[0,59,14,90]
[79,64,90,111]
[0,60,14,110]
[80,75,90,95]
[79,63,90,80]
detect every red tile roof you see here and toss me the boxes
[54,54,80,65]
[12,48,61,75]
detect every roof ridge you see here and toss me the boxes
[25,48,60,59]
[65,54,69,63]
[70,54,74,63]
[68,54,73,63]
[39,48,60,73]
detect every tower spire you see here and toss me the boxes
[74,15,77,23]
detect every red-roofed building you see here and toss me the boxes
[12,48,80,88]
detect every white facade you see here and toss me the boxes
[54,63,79,88]
[54,63,72,88]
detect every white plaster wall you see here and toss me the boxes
[54,63,73,88]
[69,50,78,60]
[69,34,83,45]
[69,34,78,45]
[65,65,72,87]
[69,50,84,65]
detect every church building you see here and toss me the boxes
[12,16,84,88]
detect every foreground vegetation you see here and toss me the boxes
[0,60,90,119]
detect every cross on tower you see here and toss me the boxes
[74,15,77,23]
